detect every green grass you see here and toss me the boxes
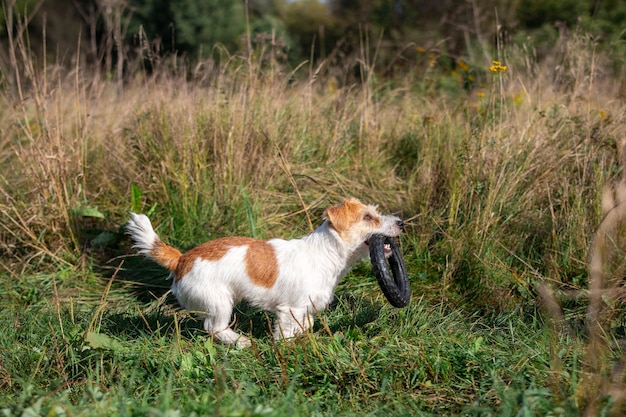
[2,25,626,415]
[0,269,582,416]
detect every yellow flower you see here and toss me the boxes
[489,60,507,73]
[327,77,338,93]
[476,92,485,98]
[457,60,470,72]
[599,109,611,122]
[416,46,426,53]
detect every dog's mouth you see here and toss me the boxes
[365,239,392,256]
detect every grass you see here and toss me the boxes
[1,21,626,415]
[0,271,581,416]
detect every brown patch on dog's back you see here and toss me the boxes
[244,240,279,288]
[173,237,278,287]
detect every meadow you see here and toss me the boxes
[1,25,626,416]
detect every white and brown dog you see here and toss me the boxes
[126,198,403,347]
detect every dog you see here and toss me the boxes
[126,198,404,348]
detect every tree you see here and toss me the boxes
[129,0,246,57]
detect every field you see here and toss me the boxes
[2,26,626,416]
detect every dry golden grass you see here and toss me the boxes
[1,31,624,282]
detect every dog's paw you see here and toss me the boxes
[235,336,252,349]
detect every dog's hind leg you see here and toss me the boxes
[203,306,251,348]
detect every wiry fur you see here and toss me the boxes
[126,198,403,347]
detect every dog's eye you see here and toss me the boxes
[363,214,374,221]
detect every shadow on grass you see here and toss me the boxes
[327,293,383,334]
[99,302,275,343]
[98,254,276,342]
[97,287,384,345]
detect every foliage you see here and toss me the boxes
[276,0,336,61]
[129,0,246,58]
[0,0,38,26]
[3,0,626,81]
[517,0,589,28]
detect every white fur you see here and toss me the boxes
[126,213,159,255]
[126,199,403,348]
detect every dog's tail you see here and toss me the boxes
[126,213,182,272]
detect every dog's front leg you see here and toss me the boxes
[274,308,314,340]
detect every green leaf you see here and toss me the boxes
[84,331,123,351]
[90,231,119,248]
[131,183,143,213]
[73,206,105,219]
[146,202,157,217]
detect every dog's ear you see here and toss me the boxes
[323,199,363,233]
[323,203,346,232]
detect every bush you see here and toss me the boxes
[517,0,589,28]
[129,0,246,58]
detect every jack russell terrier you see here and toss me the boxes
[126,198,404,347]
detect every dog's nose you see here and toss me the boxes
[396,219,404,231]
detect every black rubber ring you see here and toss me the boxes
[368,234,410,308]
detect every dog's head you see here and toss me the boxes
[323,198,403,256]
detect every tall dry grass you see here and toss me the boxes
[0,26,624,289]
